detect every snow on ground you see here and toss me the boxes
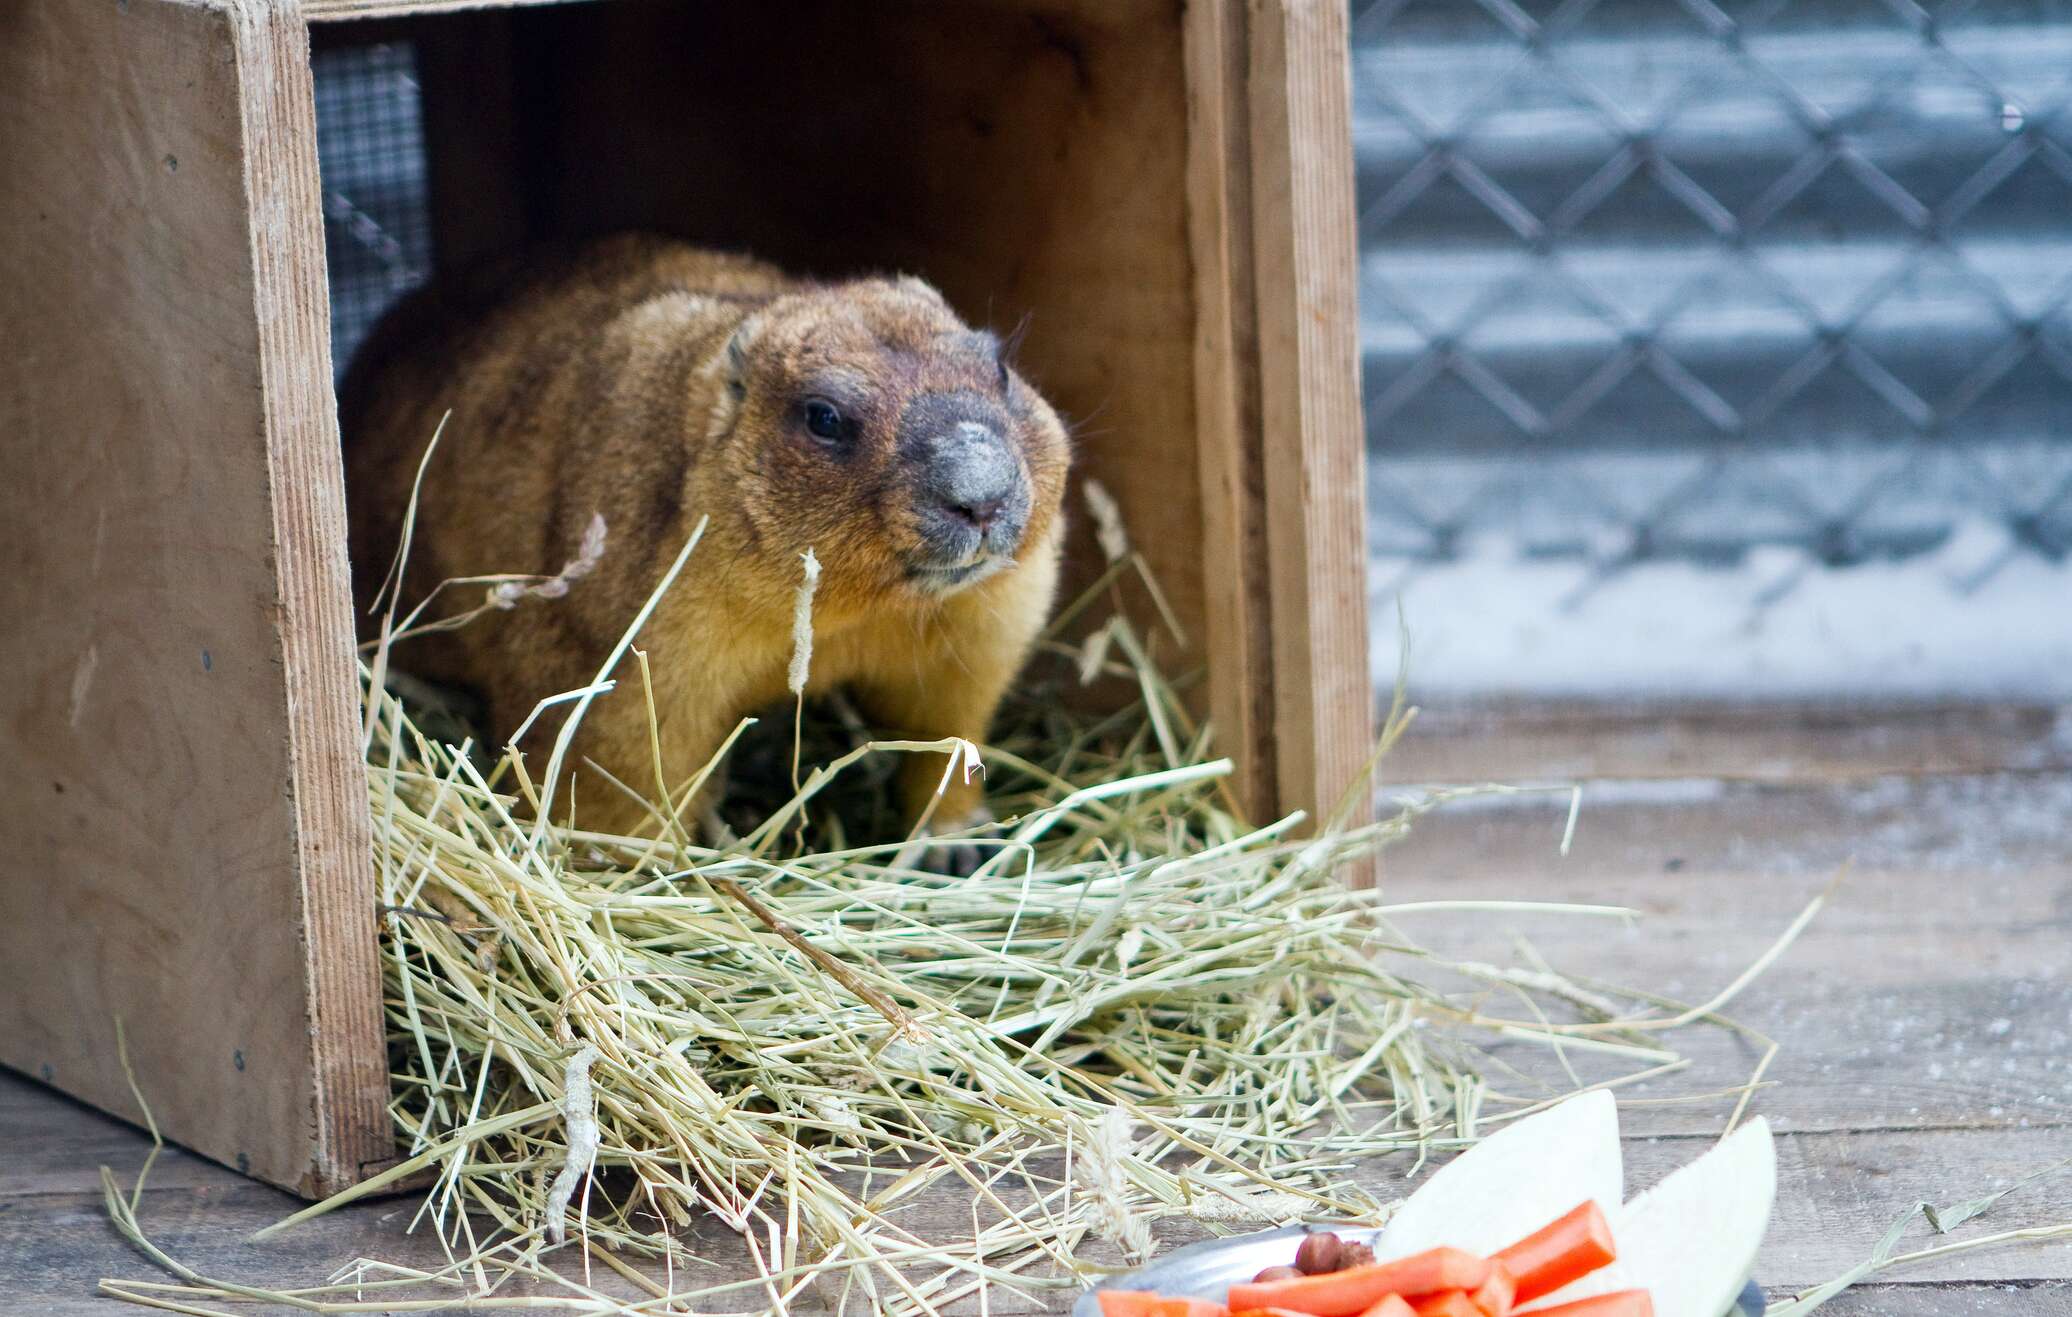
[1371,519,2072,699]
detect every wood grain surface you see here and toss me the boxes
[1185,0,1279,821]
[0,0,385,1197]
[1246,0,1376,846]
[1378,698,2072,785]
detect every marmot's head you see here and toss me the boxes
[712,276,1071,604]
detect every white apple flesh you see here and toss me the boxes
[1520,1117,1777,1317]
[1375,1090,1623,1261]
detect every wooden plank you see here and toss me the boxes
[1185,0,1279,820]
[1757,1284,2072,1315]
[0,0,385,1196]
[1246,0,1375,844]
[1380,698,2072,785]
[5,1183,468,1314]
[1376,773,2072,1136]
[304,0,581,20]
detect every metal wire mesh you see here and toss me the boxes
[312,41,432,379]
[1354,0,2072,585]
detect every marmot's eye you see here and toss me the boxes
[803,398,846,442]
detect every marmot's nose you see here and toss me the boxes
[945,494,1008,533]
[922,420,1026,542]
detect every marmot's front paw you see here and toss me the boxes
[893,806,1000,877]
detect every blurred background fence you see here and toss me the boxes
[1353,0,2072,698]
[313,41,431,379]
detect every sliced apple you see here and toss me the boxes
[1523,1118,1776,1317]
[1376,1090,1623,1262]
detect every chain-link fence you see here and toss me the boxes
[313,41,432,379]
[1355,0,2072,697]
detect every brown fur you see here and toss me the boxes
[342,234,1071,840]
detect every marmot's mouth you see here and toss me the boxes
[906,556,1009,596]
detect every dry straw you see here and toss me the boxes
[99,521,1824,1315]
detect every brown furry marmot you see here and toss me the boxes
[341,234,1071,855]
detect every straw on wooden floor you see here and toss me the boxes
[97,501,1807,1315]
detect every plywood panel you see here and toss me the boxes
[0,0,385,1196]
[305,0,566,17]
[1185,0,1279,819]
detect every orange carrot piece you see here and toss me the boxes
[1099,1292,1163,1317]
[1228,1250,1494,1317]
[1099,1294,1228,1317]
[1410,1293,1481,1317]
[1520,1291,1653,1317]
[1468,1265,1515,1317]
[1232,1309,1323,1317]
[1355,1298,1417,1317]
[1491,1202,1617,1305]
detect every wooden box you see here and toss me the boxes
[0,0,1370,1196]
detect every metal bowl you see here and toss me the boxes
[1070,1226,1767,1317]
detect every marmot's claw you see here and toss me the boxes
[892,807,999,876]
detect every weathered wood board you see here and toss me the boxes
[0,0,386,1196]
[1381,698,2072,785]
[8,1075,2069,1309]
[1378,771,2072,1137]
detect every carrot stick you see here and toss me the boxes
[1100,1295,1229,1317]
[1354,1298,1417,1317]
[1228,1250,1494,1317]
[1410,1293,1480,1317]
[1517,1291,1653,1317]
[1099,1292,1163,1317]
[1490,1202,1617,1305]
[1468,1265,1515,1317]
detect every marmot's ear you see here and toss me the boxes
[997,311,1034,388]
[895,274,948,306]
[724,318,760,398]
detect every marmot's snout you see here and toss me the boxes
[901,390,1034,591]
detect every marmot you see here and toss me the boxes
[342,234,1072,853]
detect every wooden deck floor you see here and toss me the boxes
[6,770,2070,1314]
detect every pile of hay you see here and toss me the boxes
[104,509,1745,1314]
[340,604,1472,1307]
